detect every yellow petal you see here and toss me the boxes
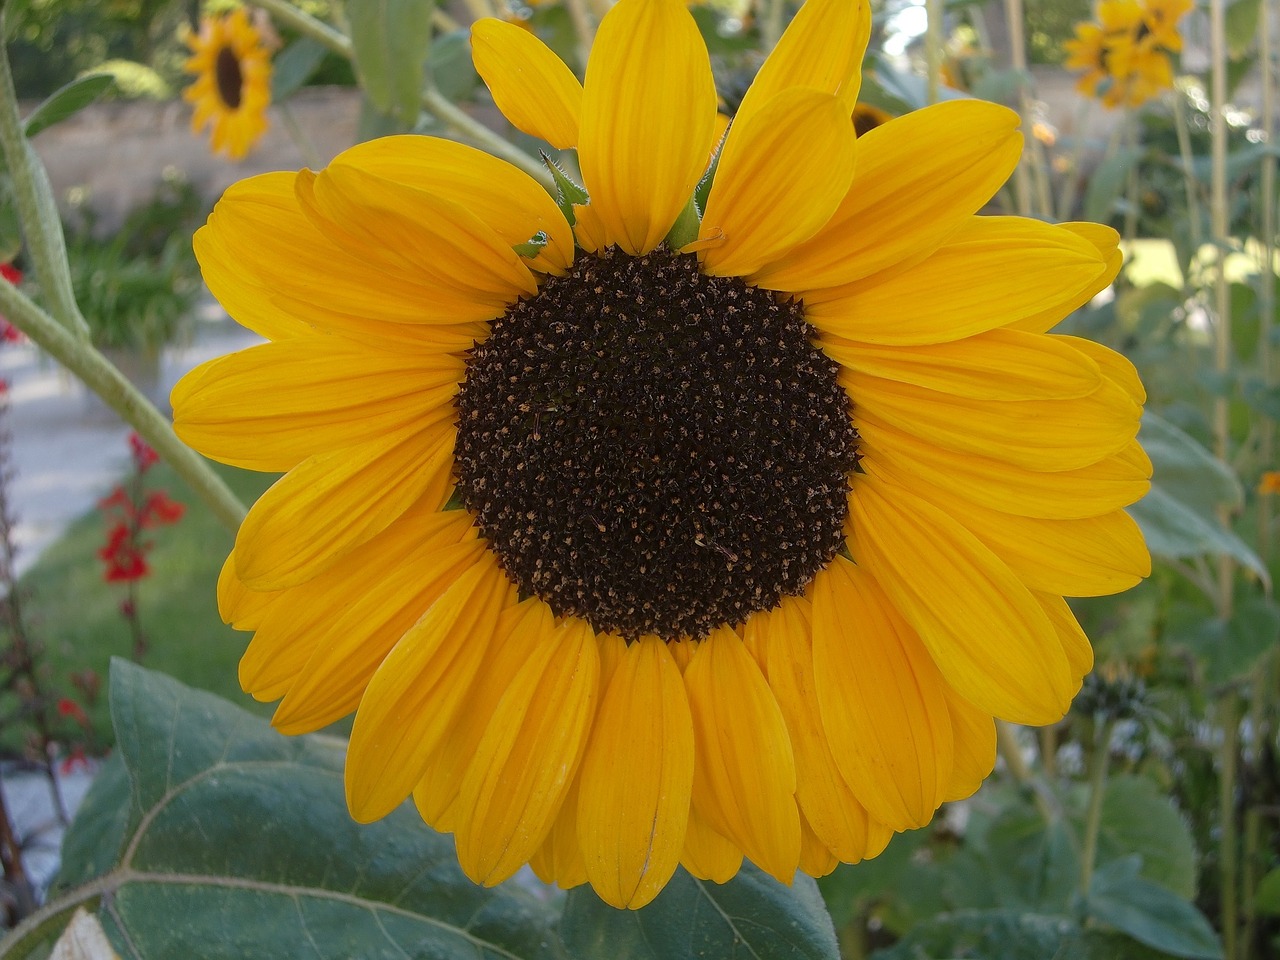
[697,89,855,277]
[758,598,879,862]
[414,600,553,829]
[810,558,954,830]
[941,686,996,802]
[471,19,583,152]
[857,423,1151,520]
[217,549,277,629]
[307,164,538,304]
[345,552,515,822]
[173,337,463,472]
[195,176,488,346]
[1035,592,1095,680]
[820,327,1102,401]
[1007,223,1123,334]
[327,133,575,274]
[751,101,1023,292]
[578,0,716,254]
[577,635,694,909]
[529,770,590,890]
[454,618,600,885]
[235,421,457,590]
[806,217,1108,340]
[268,516,485,735]
[681,806,744,883]
[849,475,1075,724]
[847,373,1141,472]
[571,202,608,254]
[1053,335,1147,403]
[685,626,800,882]
[861,456,1151,597]
[733,0,870,128]
[798,813,839,878]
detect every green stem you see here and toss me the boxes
[0,282,246,533]
[421,86,552,189]
[1056,100,1092,220]
[253,0,352,58]
[760,0,786,54]
[1002,0,1032,217]
[1172,92,1205,252]
[1219,692,1241,960]
[1079,717,1116,894]
[925,0,943,106]
[1121,111,1142,245]
[1257,0,1276,561]
[563,0,596,71]
[0,16,88,339]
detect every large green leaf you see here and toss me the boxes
[1130,411,1267,581]
[561,866,838,960]
[1096,775,1198,900]
[349,0,434,123]
[1086,857,1222,959]
[870,909,1080,960]
[16,661,565,960]
[270,37,328,102]
[23,73,114,138]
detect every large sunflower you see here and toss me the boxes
[182,8,272,161]
[174,0,1150,910]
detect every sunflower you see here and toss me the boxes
[173,0,1150,910]
[1065,0,1185,109]
[182,8,272,161]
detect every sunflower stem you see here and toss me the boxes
[760,0,786,54]
[421,85,553,190]
[1171,90,1205,253]
[563,0,596,71]
[0,281,247,533]
[1056,99,1092,220]
[0,15,89,340]
[924,0,942,106]
[1078,716,1116,895]
[1257,0,1277,561]
[1209,0,1236,619]
[252,0,352,59]
[1001,0,1032,217]
[1219,691,1241,960]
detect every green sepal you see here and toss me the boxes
[665,195,701,250]
[694,120,729,213]
[542,151,589,226]
[514,230,549,258]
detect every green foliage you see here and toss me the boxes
[61,177,205,351]
[5,662,844,959]
[349,0,434,126]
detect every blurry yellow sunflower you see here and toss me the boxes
[1066,0,1184,109]
[182,7,272,160]
[173,0,1150,910]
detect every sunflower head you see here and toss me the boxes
[1066,0,1179,108]
[182,7,273,160]
[174,0,1150,911]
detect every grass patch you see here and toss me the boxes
[14,458,276,744]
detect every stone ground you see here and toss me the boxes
[0,301,259,897]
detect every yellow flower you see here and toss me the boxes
[1066,0,1185,109]
[1141,0,1193,51]
[174,0,1150,909]
[182,8,272,160]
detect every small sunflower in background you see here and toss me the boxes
[1065,0,1190,109]
[175,0,1150,911]
[182,7,274,161]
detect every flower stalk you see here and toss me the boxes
[1079,717,1116,894]
[0,282,245,533]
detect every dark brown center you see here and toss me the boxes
[453,246,858,641]
[215,46,243,109]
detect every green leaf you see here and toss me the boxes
[270,37,328,102]
[562,865,838,960]
[1130,411,1266,581]
[870,909,1080,960]
[1087,857,1223,959]
[543,154,589,224]
[1253,866,1280,915]
[1169,597,1280,686]
[349,0,434,123]
[950,806,1078,913]
[1225,0,1262,59]
[1084,147,1144,224]
[1096,775,1198,900]
[430,29,482,101]
[34,660,565,960]
[23,73,114,138]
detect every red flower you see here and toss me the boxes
[0,263,23,344]
[138,490,185,528]
[1,263,23,285]
[128,433,159,472]
[98,485,132,517]
[57,697,88,725]
[59,745,90,775]
[98,523,148,582]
